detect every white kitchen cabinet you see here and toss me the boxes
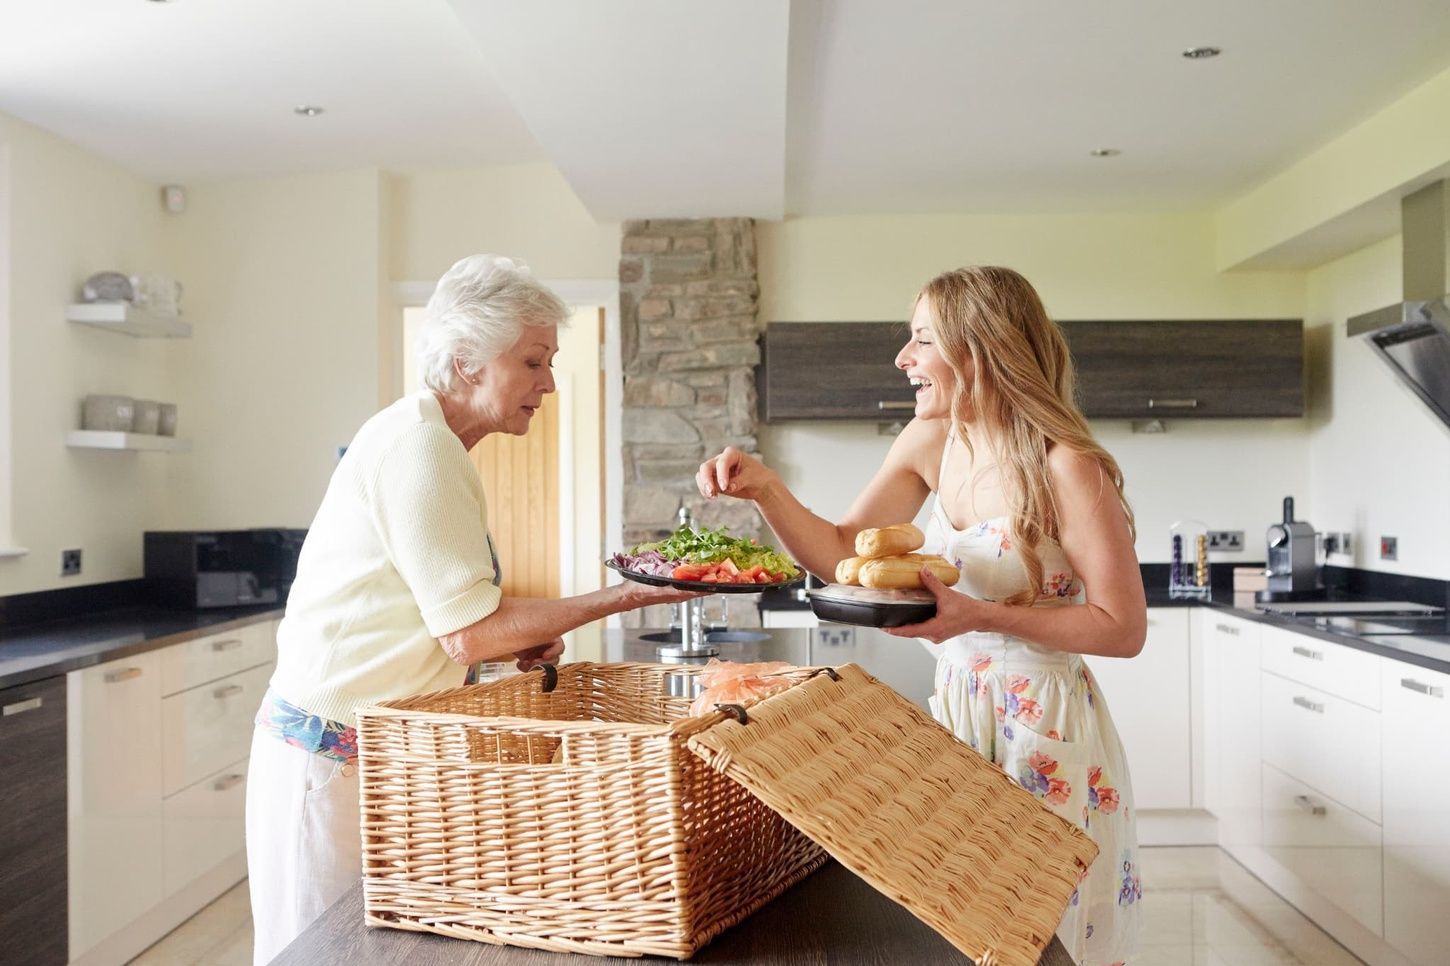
[1084,607,1191,810]
[1382,659,1450,965]
[760,608,818,628]
[1260,671,1381,823]
[67,651,165,959]
[161,662,271,796]
[1262,762,1383,936]
[1261,623,1381,710]
[164,757,250,895]
[67,619,277,965]
[1200,611,1262,850]
[160,617,277,696]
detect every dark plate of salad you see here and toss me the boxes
[608,525,805,593]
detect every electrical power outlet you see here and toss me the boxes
[1322,531,1354,556]
[1380,536,1399,561]
[61,548,82,577]
[817,625,855,648]
[1205,530,1244,551]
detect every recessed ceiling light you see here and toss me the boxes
[294,105,325,117]
[1182,46,1222,59]
[1089,148,1121,158]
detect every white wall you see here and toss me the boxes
[1305,235,1450,580]
[0,112,174,594]
[391,163,621,283]
[156,169,385,532]
[755,211,1311,564]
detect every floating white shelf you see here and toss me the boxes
[66,431,190,452]
[65,303,191,338]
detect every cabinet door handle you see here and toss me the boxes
[213,684,245,699]
[2,696,43,716]
[876,401,916,411]
[1147,398,1199,409]
[1293,794,1327,817]
[212,773,245,792]
[210,638,244,652]
[104,667,143,684]
[1215,623,1240,636]
[1401,678,1445,698]
[1291,645,1323,661]
[1292,695,1325,713]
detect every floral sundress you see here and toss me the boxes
[921,436,1141,966]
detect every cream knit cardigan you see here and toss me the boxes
[269,392,502,724]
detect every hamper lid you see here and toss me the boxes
[681,663,1099,966]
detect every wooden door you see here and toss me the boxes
[468,394,561,598]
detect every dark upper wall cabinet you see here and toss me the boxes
[1058,319,1304,419]
[757,321,916,421]
[758,319,1304,422]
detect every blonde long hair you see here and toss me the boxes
[919,266,1134,606]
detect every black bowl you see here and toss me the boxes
[806,585,937,628]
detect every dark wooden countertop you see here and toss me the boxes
[274,862,1073,966]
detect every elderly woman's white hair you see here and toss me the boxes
[416,255,569,394]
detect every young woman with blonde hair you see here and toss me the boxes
[696,265,1145,965]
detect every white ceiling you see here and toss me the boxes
[0,0,543,181]
[3,0,1450,224]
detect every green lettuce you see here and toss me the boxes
[631,525,801,577]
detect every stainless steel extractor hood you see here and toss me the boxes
[1348,181,1450,431]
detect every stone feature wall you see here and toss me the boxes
[619,218,765,627]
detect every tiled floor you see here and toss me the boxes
[128,847,1364,965]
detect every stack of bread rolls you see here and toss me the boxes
[834,523,960,590]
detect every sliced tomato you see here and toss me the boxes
[673,564,708,581]
[717,558,739,576]
[754,572,770,583]
[742,565,764,580]
[698,573,719,583]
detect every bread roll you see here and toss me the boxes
[858,553,960,590]
[835,555,870,585]
[854,523,925,558]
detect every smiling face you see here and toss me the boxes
[895,297,969,422]
[462,324,559,436]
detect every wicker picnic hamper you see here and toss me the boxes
[356,661,1099,965]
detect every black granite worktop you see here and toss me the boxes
[761,562,1450,676]
[0,579,283,690]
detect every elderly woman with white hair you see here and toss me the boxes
[245,254,695,963]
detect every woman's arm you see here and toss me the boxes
[437,582,699,666]
[698,418,939,580]
[888,446,1147,658]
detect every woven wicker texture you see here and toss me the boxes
[355,662,826,959]
[683,663,1100,966]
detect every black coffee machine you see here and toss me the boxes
[145,529,306,608]
[1255,497,1322,603]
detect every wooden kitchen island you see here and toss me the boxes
[274,861,1073,965]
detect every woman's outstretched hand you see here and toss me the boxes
[696,446,778,502]
[884,566,992,643]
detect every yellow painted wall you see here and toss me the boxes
[390,162,621,283]
[155,169,384,533]
[0,111,173,594]
[760,210,1305,322]
[1216,63,1450,270]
